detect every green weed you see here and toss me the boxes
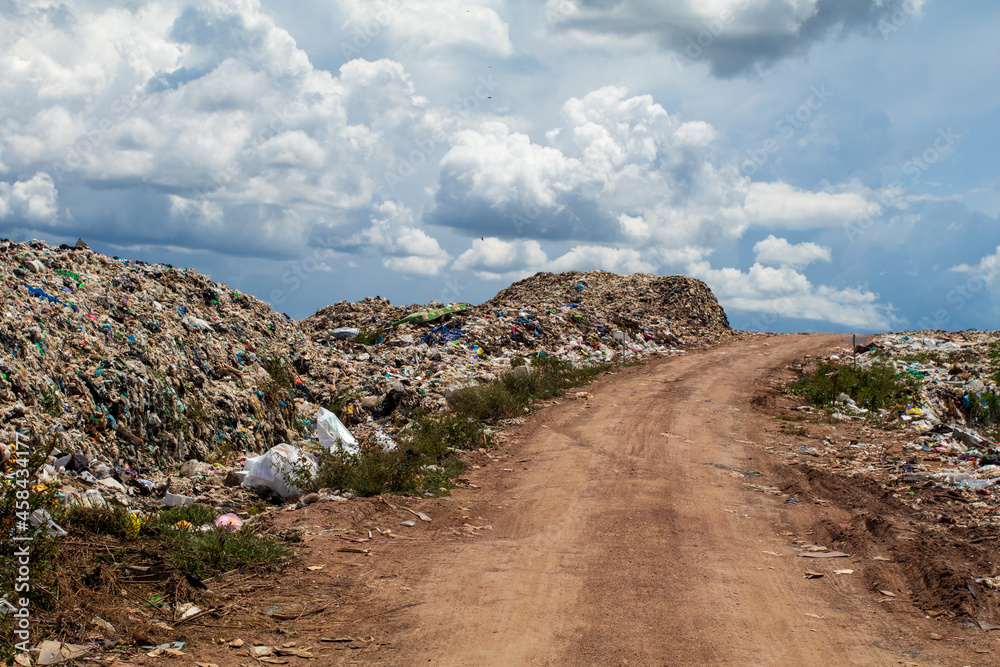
[989,342,1000,387]
[263,354,295,392]
[159,527,291,580]
[56,502,292,581]
[59,502,135,538]
[283,358,612,498]
[450,358,605,422]
[155,504,218,530]
[154,505,291,579]
[896,351,943,365]
[789,361,918,411]
[40,386,62,417]
[966,391,1000,441]
[353,328,384,346]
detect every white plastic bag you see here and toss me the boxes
[374,429,397,451]
[162,491,196,506]
[317,407,358,454]
[29,509,68,537]
[242,444,317,499]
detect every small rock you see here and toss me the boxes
[928,633,943,641]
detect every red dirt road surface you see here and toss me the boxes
[176,334,997,666]
[374,333,993,665]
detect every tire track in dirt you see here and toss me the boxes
[378,334,990,665]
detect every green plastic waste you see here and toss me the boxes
[391,303,468,327]
[57,269,83,285]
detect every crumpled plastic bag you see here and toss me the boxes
[214,513,243,531]
[317,407,358,454]
[29,509,68,538]
[242,444,317,499]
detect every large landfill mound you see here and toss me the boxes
[0,239,733,484]
[6,236,1000,660]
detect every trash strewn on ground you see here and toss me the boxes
[1,239,740,515]
[772,331,1000,531]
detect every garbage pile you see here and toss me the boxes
[300,271,733,420]
[0,238,309,475]
[780,331,1000,529]
[476,270,731,347]
[1,239,734,488]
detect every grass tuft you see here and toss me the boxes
[288,357,615,498]
[353,328,384,346]
[789,360,918,411]
[450,357,605,422]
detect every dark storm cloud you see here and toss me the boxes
[557,0,921,77]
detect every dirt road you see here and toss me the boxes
[372,333,983,665]
[188,333,994,666]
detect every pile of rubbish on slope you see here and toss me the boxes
[299,270,735,418]
[779,331,1000,530]
[0,239,737,512]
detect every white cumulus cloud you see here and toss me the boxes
[544,0,927,77]
[0,172,59,223]
[753,235,831,267]
[745,181,880,229]
[351,201,450,277]
[434,85,749,258]
[452,237,653,281]
[339,0,512,58]
[0,1,454,259]
[950,245,1000,284]
[688,260,896,330]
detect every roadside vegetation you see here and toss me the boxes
[296,356,619,498]
[0,355,623,660]
[0,436,294,663]
[789,360,919,411]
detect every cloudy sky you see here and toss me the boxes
[1,0,998,332]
